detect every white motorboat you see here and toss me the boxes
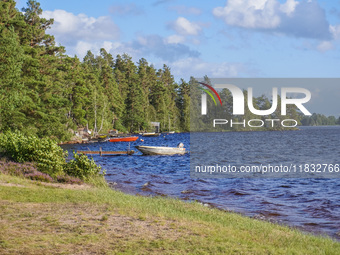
[141,132,161,137]
[135,143,186,155]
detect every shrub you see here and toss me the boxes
[0,160,35,176]
[0,131,66,177]
[0,159,53,183]
[56,174,83,185]
[25,172,54,182]
[64,152,104,181]
[0,131,105,182]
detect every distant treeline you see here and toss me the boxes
[300,114,340,126]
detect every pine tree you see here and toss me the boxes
[0,25,25,131]
[158,65,180,131]
[97,49,124,130]
[121,54,144,132]
[176,79,190,131]
[68,56,90,127]
[21,0,59,54]
[83,50,105,134]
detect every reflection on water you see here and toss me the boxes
[61,126,340,240]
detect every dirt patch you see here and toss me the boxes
[0,181,25,188]
[0,179,90,190]
[35,181,91,190]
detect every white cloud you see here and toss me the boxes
[166,34,186,44]
[39,8,250,79]
[280,0,298,16]
[74,34,200,62]
[75,41,93,57]
[102,41,114,52]
[109,3,144,16]
[42,10,120,45]
[316,25,340,52]
[131,35,200,61]
[170,17,202,36]
[213,0,331,40]
[168,57,248,79]
[169,5,202,15]
[317,41,334,52]
[39,8,202,62]
[73,41,117,58]
[330,25,340,40]
[213,0,281,29]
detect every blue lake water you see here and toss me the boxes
[61,126,340,240]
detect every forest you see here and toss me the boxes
[0,0,339,141]
[0,0,193,141]
[300,113,339,126]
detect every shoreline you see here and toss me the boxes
[106,180,340,242]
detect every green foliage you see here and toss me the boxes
[0,131,66,177]
[64,152,104,181]
[0,131,104,181]
[0,0,191,138]
[301,113,340,126]
[56,174,83,185]
[0,24,25,131]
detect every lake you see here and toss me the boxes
[61,126,340,240]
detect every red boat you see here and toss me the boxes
[109,136,139,142]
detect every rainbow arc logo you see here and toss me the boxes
[198,82,222,106]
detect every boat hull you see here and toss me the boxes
[109,136,139,142]
[135,146,185,155]
[141,133,161,137]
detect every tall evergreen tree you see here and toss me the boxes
[137,58,152,130]
[0,24,25,130]
[121,54,144,132]
[97,48,124,130]
[177,79,190,131]
[21,0,59,54]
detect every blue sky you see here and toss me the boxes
[15,0,340,115]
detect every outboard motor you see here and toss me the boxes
[177,142,184,148]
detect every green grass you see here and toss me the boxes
[0,173,339,254]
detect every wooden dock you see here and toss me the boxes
[77,150,134,156]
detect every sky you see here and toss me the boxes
[15,0,340,116]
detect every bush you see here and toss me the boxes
[56,174,83,185]
[25,172,54,182]
[0,131,66,177]
[0,159,53,183]
[64,152,104,181]
[0,131,105,182]
[0,160,36,176]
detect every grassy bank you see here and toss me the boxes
[0,174,339,254]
